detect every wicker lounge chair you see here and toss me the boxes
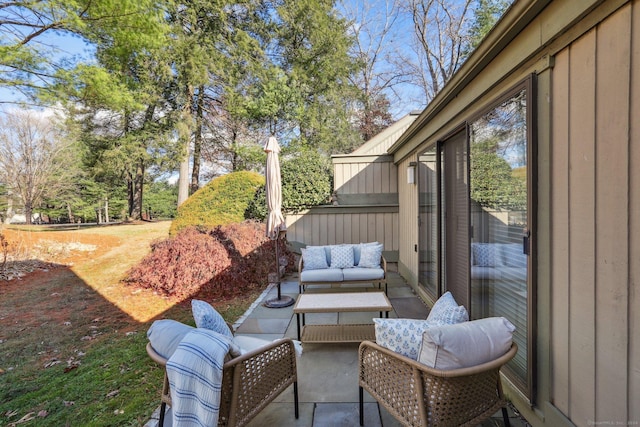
[147,337,299,427]
[358,341,517,427]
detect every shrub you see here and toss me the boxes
[170,171,265,235]
[124,220,295,300]
[246,149,332,220]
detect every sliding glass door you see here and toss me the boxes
[417,77,535,399]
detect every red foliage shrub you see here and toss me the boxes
[124,220,295,301]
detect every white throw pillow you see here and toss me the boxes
[191,299,233,338]
[426,291,469,326]
[330,245,355,268]
[301,247,329,270]
[373,318,435,360]
[357,243,383,268]
[418,317,515,370]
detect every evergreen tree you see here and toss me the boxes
[465,0,511,55]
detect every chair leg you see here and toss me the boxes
[359,387,364,426]
[502,406,511,427]
[294,381,299,419]
[159,401,166,427]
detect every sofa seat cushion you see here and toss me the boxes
[300,268,344,282]
[342,267,385,281]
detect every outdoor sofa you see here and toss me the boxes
[297,242,387,293]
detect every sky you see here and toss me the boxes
[0,32,95,111]
[1,2,423,119]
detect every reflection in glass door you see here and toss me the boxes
[417,80,535,399]
[469,87,529,389]
[418,147,438,299]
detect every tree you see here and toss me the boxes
[262,0,361,154]
[465,0,510,55]
[399,0,474,104]
[0,109,80,224]
[246,148,333,220]
[340,0,401,139]
[0,0,166,103]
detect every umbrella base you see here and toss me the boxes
[264,296,295,308]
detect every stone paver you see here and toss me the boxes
[146,273,529,427]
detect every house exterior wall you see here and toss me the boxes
[549,3,639,423]
[397,156,421,295]
[389,0,639,425]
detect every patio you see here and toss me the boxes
[145,271,529,427]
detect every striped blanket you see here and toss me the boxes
[166,328,231,427]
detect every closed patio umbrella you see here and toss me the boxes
[263,136,294,308]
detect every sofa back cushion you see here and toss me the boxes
[301,246,329,270]
[418,317,515,369]
[357,242,383,268]
[500,243,527,268]
[147,319,194,359]
[330,245,355,268]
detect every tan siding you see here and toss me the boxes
[381,162,391,193]
[373,162,382,193]
[568,29,597,423]
[398,157,419,283]
[551,48,571,413]
[550,5,639,423]
[594,6,631,421]
[286,209,399,251]
[334,163,345,192]
[390,0,639,424]
[357,163,366,194]
[630,2,640,421]
[333,158,397,198]
[327,213,336,245]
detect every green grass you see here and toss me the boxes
[0,222,261,426]
[0,299,255,427]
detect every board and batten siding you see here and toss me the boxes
[397,156,419,286]
[333,156,396,196]
[284,206,399,258]
[550,2,639,424]
[332,156,398,206]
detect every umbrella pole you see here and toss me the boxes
[264,232,294,308]
[275,238,281,300]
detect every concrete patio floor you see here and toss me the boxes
[146,272,530,427]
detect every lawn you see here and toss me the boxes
[0,222,263,426]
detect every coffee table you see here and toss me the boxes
[293,292,393,343]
